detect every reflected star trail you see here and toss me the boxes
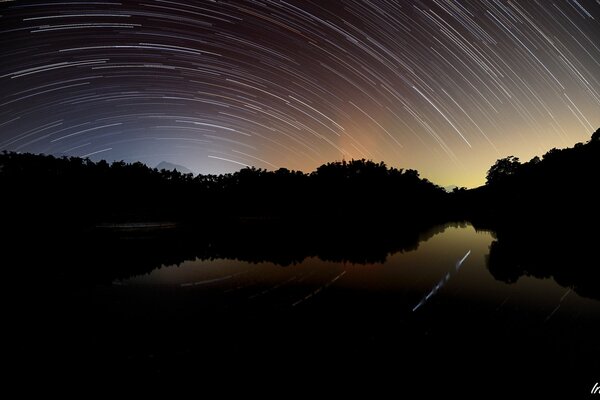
[0,1,599,186]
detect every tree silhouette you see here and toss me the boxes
[0,152,450,228]
[1,126,598,230]
[485,156,521,185]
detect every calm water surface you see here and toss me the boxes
[87,223,598,393]
[112,223,597,315]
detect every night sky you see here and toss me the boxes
[1,1,598,187]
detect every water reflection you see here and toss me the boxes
[10,221,599,393]
[486,223,600,301]
[24,220,455,283]
[88,222,598,393]
[116,222,598,313]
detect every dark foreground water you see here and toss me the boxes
[15,222,599,395]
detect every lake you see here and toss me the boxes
[66,222,597,394]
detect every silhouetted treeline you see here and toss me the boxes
[2,128,598,232]
[0,154,199,227]
[0,154,448,229]
[452,127,600,225]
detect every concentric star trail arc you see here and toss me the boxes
[0,0,598,187]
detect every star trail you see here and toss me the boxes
[1,0,598,187]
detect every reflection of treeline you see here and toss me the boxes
[10,220,450,284]
[483,221,599,301]
[0,153,447,227]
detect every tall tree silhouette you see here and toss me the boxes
[485,156,521,185]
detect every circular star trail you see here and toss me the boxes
[0,0,599,186]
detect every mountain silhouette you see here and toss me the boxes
[155,161,193,175]
[443,185,458,193]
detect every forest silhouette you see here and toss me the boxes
[2,127,598,228]
[2,128,599,297]
[1,153,448,228]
